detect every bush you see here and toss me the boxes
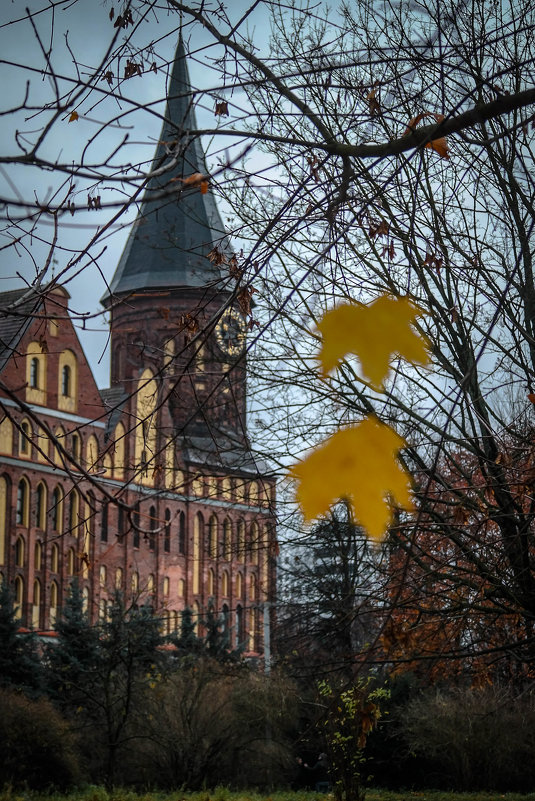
[0,688,81,789]
[399,685,535,791]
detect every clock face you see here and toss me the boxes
[215,309,247,356]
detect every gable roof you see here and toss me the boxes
[0,288,43,374]
[102,37,230,304]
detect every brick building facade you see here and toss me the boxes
[0,39,276,654]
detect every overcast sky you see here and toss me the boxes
[0,1,271,388]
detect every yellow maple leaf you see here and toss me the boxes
[317,295,429,388]
[290,416,413,541]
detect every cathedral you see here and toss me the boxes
[0,39,276,654]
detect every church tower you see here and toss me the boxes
[102,37,247,445]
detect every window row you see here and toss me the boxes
[10,477,93,537]
[6,574,88,629]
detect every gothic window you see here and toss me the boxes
[164,509,171,553]
[67,548,75,576]
[208,515,218,559]
[149,506,157,551]
[35,482,47,529]
[221,570,229,597]
[34,541,42,571]
[223,518,232,561]
[15,535,25,567]
[193,513,203,594]
[26,342,47,405]
[71,432,81,463]
[113,422,125,480]
[68,491,80,537]
[51,486,63,532]
[49,581,58,627]
[133,503,140,548]
[19,420,31,457]
[178,511,186,555]
[16,478,29,526]
[100,565,107,589]
[115,568,123,590]
[58,350,77,412]
[101,503,108,542]
[207,567,214,595]
[14,575,24,621]
[32,579,41,629]
[50,544,59,573]
[0,417,13,455]
[237,520,245,561]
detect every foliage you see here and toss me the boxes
[126,660,298,789]
[46,585,166,787]
[0,687,80,790]
[0,582,43,695]
[316,679,389,801]
[400,686,535,792]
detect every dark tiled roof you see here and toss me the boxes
[100,386,129,440]
[181,435,274,477]
[0,288,43,374]
[102,38,230,304]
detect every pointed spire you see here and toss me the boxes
[103,37,229,303]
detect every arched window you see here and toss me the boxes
[115,568,123,590]
[32,579,41,629]
[0,476,7,566]
[221,570,229,597]
[85,434,99,471]
[19,419,31,457]
[30,358,39,388]
[50,543,59,573]
[131,571,139,594]
[250,572,257,600]
[208,515,218,559]
[34,541,42,571]
[222,476,231,500]
[133,502,140,548]
[82,586,89,614]
[163,576,170,597]
[149,505,157,551]
[163,337,175,374]
[35,427,49,464]
[102,452,112,477]
[192,475,204,496]
[178,511,186,555]
[193,513,203,594]
[113,422,125,480]
[207,567,215,595]
[0,416,13,456]
[236,572,243,599]
[236,604,244,649]
[249,481,259,506]
[67,548,75,576]
[49,581,58,627]
[16,478,29,526]
[99,598,107,621]
[51,486,63,532]
[178,578,185,597]
[71,432,81,463]
[68,491,80,537]
[250,521,259,565]
[53,426,66,467]
[248,608,257,652]
[164,509,171,553]
[99,565,107,589]
[58,350,78,412]
[36,482,47,529]
[26,342,47,405]
[237,520,245,561]
[15,535,25,567]
[14,575,24,621]
[134,369,157,485]
[101,503,108,542]
[223,518,232,561]
[147,573,155,594]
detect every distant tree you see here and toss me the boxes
[46,586,165,786]
[0,582,42,695]
[277,507,383,681]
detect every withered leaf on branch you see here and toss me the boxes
[405,111,450,159]
[237,286,257,317]
[214,100,229,116]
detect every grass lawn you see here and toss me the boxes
[3,789,535,801]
